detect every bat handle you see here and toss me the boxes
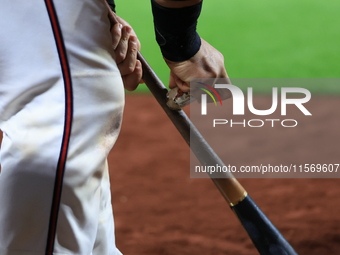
[137,52,247,206]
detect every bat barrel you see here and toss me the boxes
[233,195,297,255]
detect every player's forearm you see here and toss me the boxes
[154,0,201,8]
[151,0,202,61]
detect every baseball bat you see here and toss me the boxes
[106,5,298,255]
[137,53,297,255]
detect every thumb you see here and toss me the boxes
[168,72,190,92]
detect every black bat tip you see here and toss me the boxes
[232,195,298,255]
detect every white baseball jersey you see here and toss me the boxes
[0,0,124,254]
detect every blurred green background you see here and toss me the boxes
[115,0,340,94]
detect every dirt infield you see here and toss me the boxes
[0,94,339,254]
[109,94,340,255]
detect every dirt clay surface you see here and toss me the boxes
[109,94,340,255]
[0,95,339,255]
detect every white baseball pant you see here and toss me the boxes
[0,0,124,254]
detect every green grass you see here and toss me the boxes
[115,0,340,94]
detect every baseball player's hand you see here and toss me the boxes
[166,38,229,93]
[111,16,143,91]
